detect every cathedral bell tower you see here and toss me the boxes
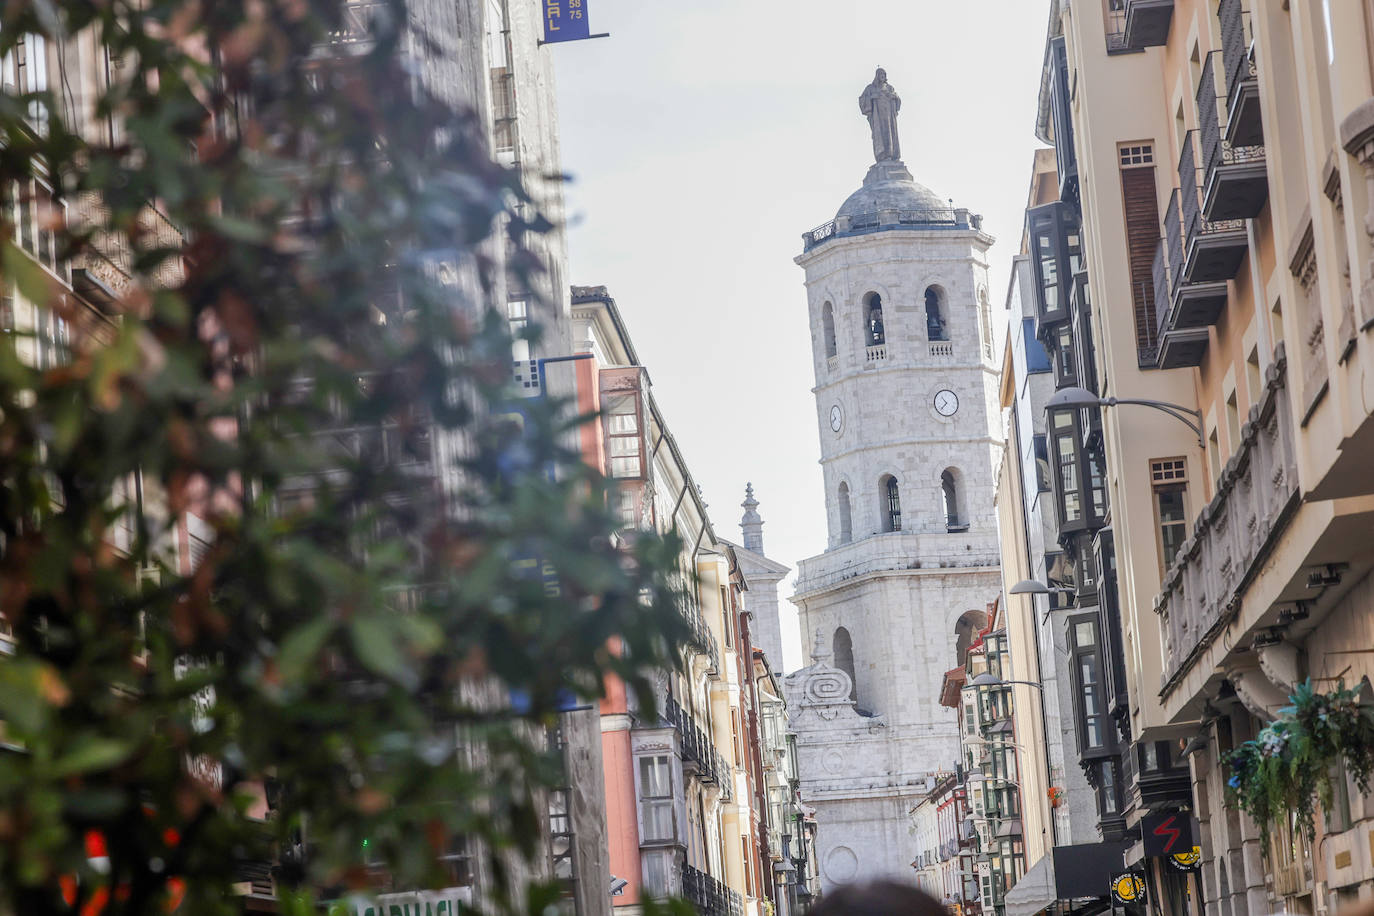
[784,68,1003,890]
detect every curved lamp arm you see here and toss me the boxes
[1102,396,1204,448]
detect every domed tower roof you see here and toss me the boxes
[802,68,977,252]
[836,170,949,221]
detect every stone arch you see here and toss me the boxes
[837,480,853,544]
[862,291,886,346]
[941,467,967,532]
[924,285,949,341]
[832,626,857,701]
[879,473,901,532]
[821,302,837,359]
[954,608,988,665]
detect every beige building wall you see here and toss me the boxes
[1059,0,1199,744]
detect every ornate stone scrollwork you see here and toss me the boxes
[804,666,856,706]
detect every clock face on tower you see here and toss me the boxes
[830,404,844,433]
[934,389,959,417]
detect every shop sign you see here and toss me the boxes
[1109,872,1146,906]
[329,887,470,916]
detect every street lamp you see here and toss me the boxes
[966,673,1043,691]
[1009,579,1073,597]
[1046,385,1204,448]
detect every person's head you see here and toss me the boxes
[809,880,947,916]
[874,67,888,84]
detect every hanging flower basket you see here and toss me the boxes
[1225,678,1374,843]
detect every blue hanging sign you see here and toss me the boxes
[542,0,592,43]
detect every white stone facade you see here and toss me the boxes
[786,152,1002,892]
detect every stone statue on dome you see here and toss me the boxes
[859,67,902,163]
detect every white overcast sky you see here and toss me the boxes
[553,0,1051,672]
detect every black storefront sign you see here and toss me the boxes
[1051,842,1130,900]
[1141,811,1199,858]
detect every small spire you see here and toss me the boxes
[810,628,830,665]
[740,483,764,553]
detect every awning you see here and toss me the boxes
[1004,855,1056,916]
[996,818,1023,838]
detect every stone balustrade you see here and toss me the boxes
[1155,347,1299,692]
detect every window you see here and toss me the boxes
[1246,347,1263,405]
[604,395,643,478]
[1070,618,1107,751]
[10,33,49,132]
[1151,458,1189,572]
[1027,202,1081,328]
[1032,435,1052,492]
[1054,323,1077,387]
[616,488,637,527]
[1208,427,1222,488]
[833,627,857,701]
[822,302,837,359]
[942,468,965,532]
[1051,410,1083,525]
[507,299,529,361]
[1226,389,1241,452]
[978,288,993,358]
[8,178,69,281]
[720,585,733,648]
[1119,144,1155,166]
[837,481,852,544]
[925,287,948,341]
[881,474,901,532]
[865,293,886,346]
[1097,760,1120,815]
[1023,319,1052,373]
[730,712,742,762]
[741,837,756,897]
[637,755,674,841]
[1119,143,1161,361]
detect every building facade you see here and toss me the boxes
[571,287,795,916]
[1000,1,1374,915]
[785,69,1003,891]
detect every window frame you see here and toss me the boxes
[882,474,901,532]
[636,754,676,843]
[1150,457,1190,574]
[604,393,645,480]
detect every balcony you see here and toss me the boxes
[1155,350,1299,690]
[682,863,742,916]
[1219,0,1263,147]
[929,342,953,358]
[663,697,731,799]
[1123,0,1174,50]
[1179,131,1248,284]
[865,344,887,363]
[1198,53,1268,222]
[1154,199,1219,370]
[1154,235,1210,370]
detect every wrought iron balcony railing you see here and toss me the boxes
[801,208,970,252]
[662,697,731,800]
[1198,52,1267,222]
[1219,0,1263,146]
[1178,130,1247,284]
[681,863,743,916]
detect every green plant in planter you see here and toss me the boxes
[1225,679,1374,844]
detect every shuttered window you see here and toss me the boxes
[1120,158,1161,362]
